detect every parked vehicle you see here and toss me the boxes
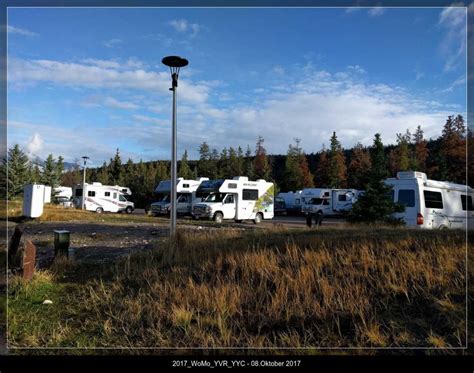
[277,191,303,214]
[385,171,474,230]
[53,186,73,201]
[73,182,134,214]
[274,196,287,215]
[192,176,274,223]
[301,189,361,217]
[150,177,209,217]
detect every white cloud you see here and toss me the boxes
[347,65,366,74]
[368,7,386,17]
[26,133,43,155]
[441,75,466,92]
[438,5,466,72]
[7,25,38,37]
[168,19,203,37]
[103,38,123,48]
[104,97,139,110]
[9,57,210,104]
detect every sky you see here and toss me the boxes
[7,6,468,166]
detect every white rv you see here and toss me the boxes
[150,177,209,217]
[73,182,134,214]
[301,189,361,217]
[385,171,474,230]
[54,186,73,200]
[192,176,274,223]
[277,191,303,214]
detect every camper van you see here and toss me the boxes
[277,191,303,214]
[150,177,209,217]
[192,177,274,223]
[73,182,134,214]
[385,171,474,230]
[301,189,361,217]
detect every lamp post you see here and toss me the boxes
[162,55,188,237]
[81,156,89,210]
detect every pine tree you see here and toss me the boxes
[97,162,110,184]
[314,145,330,187]
[179,150,193,179]
[228,147,241,177]
[348,143,372,189]
[6,144,30,199]
[440,114,466,183]
[56,156,64,183]
[41,154,61,187]
[328,132,347,188]
[348,133,403,225]
[244,145,254,180]
[253,136,271,180]
[388,130,411,175]
[198,142,212,177]
[109,148,123,185]
[236,146,245,176]
[219,147,230,179]
[283,139,314,191]
[210,149,220,179]
[411,125,428,173]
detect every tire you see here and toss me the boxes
[253,212,263,224]
[96,207,104,214]
[125,206,133,214]
[213,212,223,223]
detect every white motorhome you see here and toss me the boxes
[192,176,274,223]
[301,189,361,217]
[150,177,209,216]
[385,171,474,230]
[277,191,303,214]
[73,182,134,214]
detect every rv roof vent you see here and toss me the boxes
[92,182,102,186]
[232,176,248,181]
[396,171,427,180]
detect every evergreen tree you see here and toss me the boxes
[348,133,403,225]
[6,144,30,199]
[244,145,254,180]
[219,147,230,179]
[109,148,123,185]
[197,142,212,177]
[210,148,220,179]
[179,150,193,179]
[439,114,466,183]
[283,139,314,191]
[253,136,271,180]
[41,154,61,187]
[56,156,64,183]
[347,143,372,189]
[97,161,110,184]
[236,146,245,176]
[388,130,411,175]
[228,147,241,177]
[411,125,429,173]
[328,132,347,188]
[314,145,330,187]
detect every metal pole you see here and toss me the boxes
[170,75,178,237]
[81,160,87,210]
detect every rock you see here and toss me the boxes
[43,299,53,305]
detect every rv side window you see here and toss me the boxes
[398,190,415,207]
[242,189,259,200]
[338,194,347,202]
[183,184,189,188]
[324,192,330,197]
[461,195,473,211]
[105,192,110,197]
[228,183,237,189]
[224,195,234,204]
[75,189,83,197]
[424,191,443,209]
[88,191,95,197]
[113,192,117,199]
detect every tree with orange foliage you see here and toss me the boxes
[348,142,372,189]
[440,115,466,183]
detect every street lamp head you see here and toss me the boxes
[162,56,188,88]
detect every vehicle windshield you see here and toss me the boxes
[308,198,324,205]
[204,193,226,203]
[119,194,127,202]
[160,194,170,202]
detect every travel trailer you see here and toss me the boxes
[301,189,361,217]
[385,171,474,230]
[73,182,134,214]
[150,177,209,217]
[277,191,303,214]
[192,176,274,223]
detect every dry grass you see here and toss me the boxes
[7,227,467,350]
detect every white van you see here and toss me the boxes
[385,171,474,230]
[192,176,274,223]
[301,189,362,217]
[73,182,134,214]
[150,177,209,216]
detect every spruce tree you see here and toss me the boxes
[253,136,271,180]
[179,150,192,179]
[109,148,123,185]
[6,144,30,199]
[314,145,330,187]
[348,143,372,190]
[41,154,61,187]
[244,145,254,180]
[412,125,428,173]
[440,114,466,183]
[328,132,347,188]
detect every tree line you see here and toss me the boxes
[2,114,469,209]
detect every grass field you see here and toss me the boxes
[7,225,469,351]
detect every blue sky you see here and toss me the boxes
[7,6,468,166]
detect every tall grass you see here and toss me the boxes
[8,227,467,349]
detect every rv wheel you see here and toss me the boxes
[213,212,223,223]
[125,206,133,214]
[253,213,263,224]
[96,207,104,214]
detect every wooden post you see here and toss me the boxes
[8,226,22,265]
[22,240,36,281]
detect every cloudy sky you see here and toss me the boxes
[7,7,467,166]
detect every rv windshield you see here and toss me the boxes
[308,198,324,205]
[204,193,226,203]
